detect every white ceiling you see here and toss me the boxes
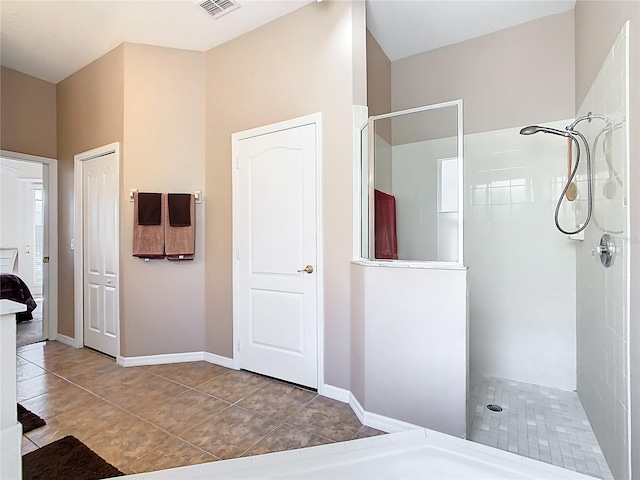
[0,0,576,84]
[0,0,313,84]
[366,0,576,61]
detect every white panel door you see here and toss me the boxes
[237,123,318,388]
[83,153,118,356]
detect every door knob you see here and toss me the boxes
[297,265,314,274]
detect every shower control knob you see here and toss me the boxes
[592,233,615,268]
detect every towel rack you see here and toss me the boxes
[129,189,202,204]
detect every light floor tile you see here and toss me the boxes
[150,361,231,388]
[244,424,331,456]
[238,382,316,422]
[82,417,172,469]
[286,396,362,442]
[194,370,271,403]
[468,375,614,480]
[135,389,229,436]
[127,438,219,473]
[180,406,280,459]
[21,436,39,454]
[17,341,381,473]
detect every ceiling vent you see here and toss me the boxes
[196,0,240,19]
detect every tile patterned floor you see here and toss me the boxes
[16,298,44,346]
[468,375,613,480]
[17,341,383,474]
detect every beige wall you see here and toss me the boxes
[366,30,391,118]
[574,2,640,476]
[575,1,639,108]
[392,10,575,135]
[1,66,57,158]
[56,42,207,354]
[121,43,206,356]
[205,0,365,389]
[56,45,124,337]
[366,29,391,145]
[352,2,367,107]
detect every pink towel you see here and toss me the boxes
[132,193,165,258]
[165,194,195,261]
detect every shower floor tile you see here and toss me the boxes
[468,375,613,480]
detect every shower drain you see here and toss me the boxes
[486,404,503,412]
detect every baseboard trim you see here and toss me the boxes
[117,351,203,367]
[114,354,417,434]
[362,408,421,434]
[344,391,421,434]
[321,384,351,403]
[55,333,79,348]
[116,351,236,369]
[203,352,235,369]
[348,392,366,424]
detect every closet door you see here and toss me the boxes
[82,151,119,356]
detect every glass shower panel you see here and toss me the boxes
[367,103,461,262]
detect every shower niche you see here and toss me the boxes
[350,100,468,438]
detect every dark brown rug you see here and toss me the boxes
[23,435,124,480]
[17,404,45,433]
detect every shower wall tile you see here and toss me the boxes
[464,119,577,391]
[391,116,579,392]
[575,24,629,480]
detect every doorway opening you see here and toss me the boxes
[0,151,58,347]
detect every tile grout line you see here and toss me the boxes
[236,423,286,459]
[468,375,613,480]
[59,375,225,470]
[19,357,200,455]
[123,435,223,473]
[17,341,379,472]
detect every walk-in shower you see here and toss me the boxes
[470,23,630,479]
[358,17,630,480]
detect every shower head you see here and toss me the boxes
[519,125,572,137]
[519,125,542,135]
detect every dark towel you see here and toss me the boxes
[168,193,192,227]
[138,193,162,226]
[132,193,165,258]
[375,189,398,260]
[164,194,195,260]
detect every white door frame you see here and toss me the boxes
[0,150,58,342]
[231,112,325,394]
[73,142,120,356]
